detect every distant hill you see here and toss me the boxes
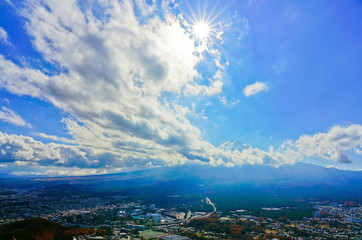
[1,162,361,188]
[165,162,362,184]
[0,218,94,240]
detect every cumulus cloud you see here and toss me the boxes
[284,124,362,164]
[0,121,361,175]
[243,81,269,97]
[0,27,12,45]
[0,131,169,174]
[216,124,362,168]
[0,0,229,174]
[0,107,31,127]
[0,132,87,165]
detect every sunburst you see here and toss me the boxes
[192,20,211,41]
[186,1,228,48]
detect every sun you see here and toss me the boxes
[186,2,225,49]
[192,21,211,40]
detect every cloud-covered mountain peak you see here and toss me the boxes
[218,140,246,152]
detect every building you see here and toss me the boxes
[161,235,190,240]
[126,224,146,231]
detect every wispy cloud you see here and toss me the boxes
[0,107,31,127]
[272,60,286,73]
[243,82,269,97]
[34,132,76,144]
[0,27,12,45]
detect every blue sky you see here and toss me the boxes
[0,0,361,176]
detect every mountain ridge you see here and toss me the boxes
[1,162,360,188]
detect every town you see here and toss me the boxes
[0,186,360,239]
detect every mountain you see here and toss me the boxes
[218,140,246,151]
[133,162,362,185]
[1,163,361,187]
[0,163,360,220]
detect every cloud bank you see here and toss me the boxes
[1,123,361,175]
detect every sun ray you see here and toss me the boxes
[205,0,220,23]
[208,2,231,24]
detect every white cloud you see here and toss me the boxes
[326,165,338,169]
[0,131,163,171]
[216,124,362,167]
[34,132,76,144]
[0,131,88,165]
[0,0,229,174]
[0,106,31,127]
[0,27,12,45]
[284,124,362,164]
[243,81,269,97]
[0,122,361,175]
[134,0,157,16]
[11,167,115,176]
[219,96,240,106]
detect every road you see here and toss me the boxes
[156,196,216,226]
[205,196,216,215]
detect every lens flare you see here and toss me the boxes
[193,21,210,40]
